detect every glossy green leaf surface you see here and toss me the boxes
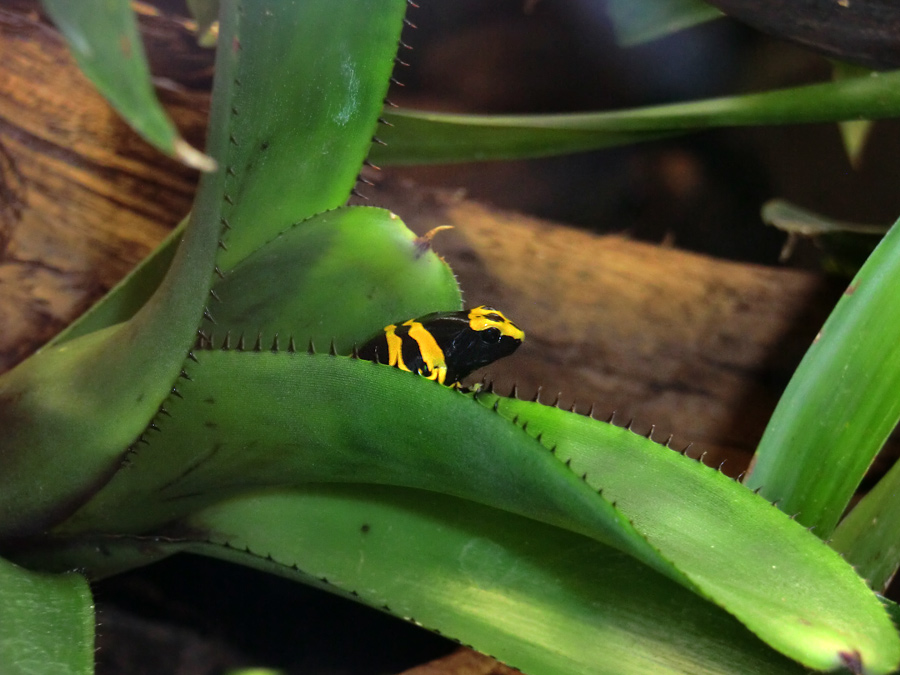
[0,556,93,675]
[47,350,899,672]
[210,206,461,350]
[605,0,722,46]
[374,71,900,165]
[471,391,900,674]
[53,354,664,580]
[180,486,807,675]
[0,0,240,537]
[213,0,407,271]
[0,0,408,538]
[746,217,900,538]
[41,0,213,170]
[831,455,900,593]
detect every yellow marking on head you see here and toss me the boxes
[467,306,524,341]
[384,325,408,372]
[404,320,448,383]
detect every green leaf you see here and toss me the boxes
[761,199,884,275]
[373,70,900,165]
[471,391,900,674]
[605,0,723,46]
[210,206,461,350]
[42,0,409,344]
[762,200,887,238]
[213,0,408,271]
[181,486,807,675]
[41,0,214,171]
[53,354,660,573]
[746,216,900,537]
[0,0,241,538]
[0,0,409,537]
[830,456,900,593]
[833,62,877,167]
[11,486,807,675]
[0,556,93,675]
[47,351,899,673]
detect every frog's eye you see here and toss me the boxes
[480,327,502,344]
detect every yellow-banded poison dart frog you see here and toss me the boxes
[357,306,524,386]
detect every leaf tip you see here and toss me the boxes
[173,137,217,172]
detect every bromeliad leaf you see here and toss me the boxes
[46,352,900,674]
[209,207,461,350]
[471,390,900,674]
[0,0,241,538]
[213,0,408,271]
[831,456,900,593]
[0,556,94,675]
[41,0,214,170]
[372,71,900,165]
[184,486,808,675]
[747,217,900,537]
